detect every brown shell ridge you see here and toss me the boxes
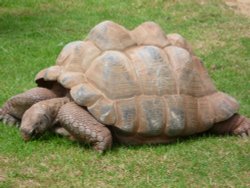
[79,40,102,73]
[134,96,141,134]
[182,95,199,136]
[124,50,144,95]
[162,47,180,95]
[196,93,203,133]
[85,39,102,52]
[131,28,167,49]
[84,51,105,89]
[110,91,221,100]
[130,21,170,48]
[57,53,70,66]
[162,96,169,136]
[166,33,194,54]
[160,96,168,136]
[192,56,217,95]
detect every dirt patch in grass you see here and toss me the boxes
[0,169,6,182]
[0,7,34,16]
[225,0,250,17]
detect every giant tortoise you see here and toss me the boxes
[1,21,249,152]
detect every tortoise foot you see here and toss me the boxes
[0,108,20,127]
[210,114,250,138]
[232,116,250,138]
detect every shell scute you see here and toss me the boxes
[79,41,101,72]
[198,95,214,131]
[86,50,140,99]
[126,46,177,95]
[115,98,137,134]
[44,66,61,81]
[131,21,170,47]
[56,41,84,66]
[87,97,116,125]
[165,46,216,97]
[58,72,85,89]
[137,96,165,136]
[87,20,135,50]
[56,41,101,73]
[209,92,239,123]
[182,95,199,135]
[167,33,193,54]
[164,95,185,136]
[70,83,101,107]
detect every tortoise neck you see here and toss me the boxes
[51,83,68,97]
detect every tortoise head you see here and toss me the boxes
[20,106,51,141]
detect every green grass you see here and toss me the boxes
[0,0,250,187]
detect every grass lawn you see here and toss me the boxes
[0,0,250,187]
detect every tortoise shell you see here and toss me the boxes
[35,21,239,137]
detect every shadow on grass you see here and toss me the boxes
[33,130,232,153]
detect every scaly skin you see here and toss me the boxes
[20,97,70,141]
[210,114,250,137]
[0,87,58,126]
[58,102,112,153]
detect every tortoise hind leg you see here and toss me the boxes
[0,87,58,127]
[209,114,250,137]
[57,102,112,153]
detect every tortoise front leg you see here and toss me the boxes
[57,102,112,153]
[0,87,58,126]
[210,114,250,137]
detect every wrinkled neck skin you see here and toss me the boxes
[38,80,68,97]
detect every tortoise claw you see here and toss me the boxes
[0,108,3,120]
[2,118,7,124]
[7,119,16,126]
[1,113,19,127]
[232,116,250,137]
[240,132,248,139]
[16,122,20,128]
